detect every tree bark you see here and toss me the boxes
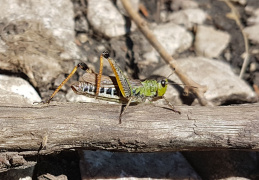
[0,102,258,155]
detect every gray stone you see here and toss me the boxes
[246,8,259,25]
[229,0,247,5]
[194,25,230,58]
[167,9,207,29]
[77,33,89,44]
[244,24,259,44]
[75,15,89,32]
[87,0,128,38]
[138,23,192,69]
[250,62,258,72]
[116,0,139,17]
[0,0,82,87]
[142,50,160,64]
[0,75,41,105]
[80,150,201,179]
[171,0,199,11]
[0,165,35,180]
[66,89,94,103]
[38,173,67,180]
[0,0,79,60]
[154,23,193,55]
[152,57,257,105]
[245,5,255,16]
[183,151,256,180]
[0,152,36,179]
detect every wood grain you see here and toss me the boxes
[0,102,258,155]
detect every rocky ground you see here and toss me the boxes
[0,0,259,179]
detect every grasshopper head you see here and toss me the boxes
[157,79,168,97]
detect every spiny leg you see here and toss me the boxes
[162,96,181,114]
[119,97,133,124]
[45,63,89,104]
[96,52,106,97]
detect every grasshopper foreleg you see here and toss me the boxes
[45,63,89,104]
[162,96,181,114]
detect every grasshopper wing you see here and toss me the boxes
[81,72,117,87]
[128,79,143,88]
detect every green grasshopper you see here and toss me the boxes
[46,51,181,123]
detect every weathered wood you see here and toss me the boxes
[0,102,258,155]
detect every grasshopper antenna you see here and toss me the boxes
[166,70,175,79]
[166,68,200,96]
[45,62,89,104]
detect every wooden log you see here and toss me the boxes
[0,102,258,155]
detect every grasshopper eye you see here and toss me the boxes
[161,80,167,87]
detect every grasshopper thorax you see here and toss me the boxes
[132,79,168,99]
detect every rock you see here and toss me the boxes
[245,5,256,16]
[183,151,256,180]
[79,150,201,179]
[77,33,89,44]
[142,50,160,64]
[75,16,89,32]
[19,177,32,180]
[66,89,94,103]
[154,23,193,55]
[250,62,257,72]
[171,0,199,11]
[0,0,81,88]
[166,9,207,29]
[116,0,139,17]
[244,24,259,44]
[38,173,67,180]
[0,0,79,59]
[229,0,247,5]
[246,8,259,25]
[74,2,89,33]
[0,75,41,105]
[0,164,35,180]
[0,152,36,180]
[152,57,257,105]
[87,0,128,38]
[194,25,230,58]
[139,22,192,67]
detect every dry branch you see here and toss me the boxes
[220,0,250,78]
[0,102,258,156]
[120,0,208,105]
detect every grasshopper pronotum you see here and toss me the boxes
[46,51,181,123]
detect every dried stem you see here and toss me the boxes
[120,0,208,105]
[220,0,250,78]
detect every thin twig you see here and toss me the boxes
[120,0,208,106]
[221,0,250,78]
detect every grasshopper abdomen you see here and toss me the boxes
[71,72,127,103]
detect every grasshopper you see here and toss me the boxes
[46,51,181,123]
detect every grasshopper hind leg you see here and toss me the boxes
[44,62,90,104]
[119,97,133,124]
